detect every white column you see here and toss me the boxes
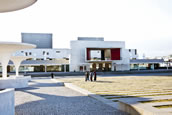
[11,60,22,77]
[86,65,90,71]
[137,64,140,71]
[44,65,47,72]
[167,62,169,70]
[64,65,66,72]
[111,63,114,71]
[24,66,27,75]
[83,65,84,72]
[2,62,8,78]
[12,60,21,77]
[15,64,20,76]
[11,56,30,77]
[0,53,11,78]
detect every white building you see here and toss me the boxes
[6,33,70,73]
[12,48,70,72]
[5,34,140,72]
[70,37,138,72]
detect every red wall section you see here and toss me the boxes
[111,48,120,60]
[87,48,90,60]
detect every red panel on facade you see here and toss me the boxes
[87,48,90,60]
[111,48,120,60]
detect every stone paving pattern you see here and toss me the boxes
[15,78,128,115]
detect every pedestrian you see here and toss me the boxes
[90,71,93,82]
[94,71,97,81]
[85,71,89,81]
[51,72,54,79]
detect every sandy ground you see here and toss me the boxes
[57,75,172,96]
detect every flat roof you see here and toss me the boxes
[130,59,164,64]
[78,37,104,41]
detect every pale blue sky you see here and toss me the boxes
[0,0,171,58]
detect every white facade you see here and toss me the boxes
[70,38,136,72]
[15,48,70,61]
[10,37,138,72]
[128,49,138,59]
[10,48,70,72]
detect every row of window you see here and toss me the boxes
[21,50,61,56]
[128,49,137,55]
[25,52,32,56]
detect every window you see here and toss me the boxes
[47,52,49,55]
[129,49,131,52]
[25,52,28,56]
[26,58,32,60]
[56,51,60,53]
[29,52,32,55]
[135,49,137,55]
[43,51,45,55]
[21,51,24,53]
[63,57,69,60]
[36,58,43,60]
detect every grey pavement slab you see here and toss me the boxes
[118,96,172,115]
[15,78,127,115]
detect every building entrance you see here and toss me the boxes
[90,63,111,72]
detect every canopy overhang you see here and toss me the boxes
[0,0,37,13]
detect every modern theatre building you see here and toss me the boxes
[3,33,150,73]
[70,37,137,72]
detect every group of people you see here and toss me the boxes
[85,71,97,82]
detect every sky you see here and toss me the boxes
[0,0,172,58]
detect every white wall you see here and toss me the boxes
[113,49,130,71]
[0,88,14,115]
[14,48,70,60]
[70,40,130,71]
[128,49,138,59]
[0,77,30,89]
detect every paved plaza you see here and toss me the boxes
[15,78,127,115]
[57,73,172,114]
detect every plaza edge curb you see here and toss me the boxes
[52,79,118,109]
[64,82,172,115]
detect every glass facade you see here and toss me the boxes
[0,65,70,73]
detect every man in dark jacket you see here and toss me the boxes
[51,72,54,79]
[90,71,93,82]
[94,71,97,81]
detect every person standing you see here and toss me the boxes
[94,71,97,81]
[90,71,93,82]
[51,72,54,79]
[85,71,89,81]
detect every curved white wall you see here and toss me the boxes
[0,0,37,12]
[0,88,14,115]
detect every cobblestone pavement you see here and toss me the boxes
[15,78,128,115]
